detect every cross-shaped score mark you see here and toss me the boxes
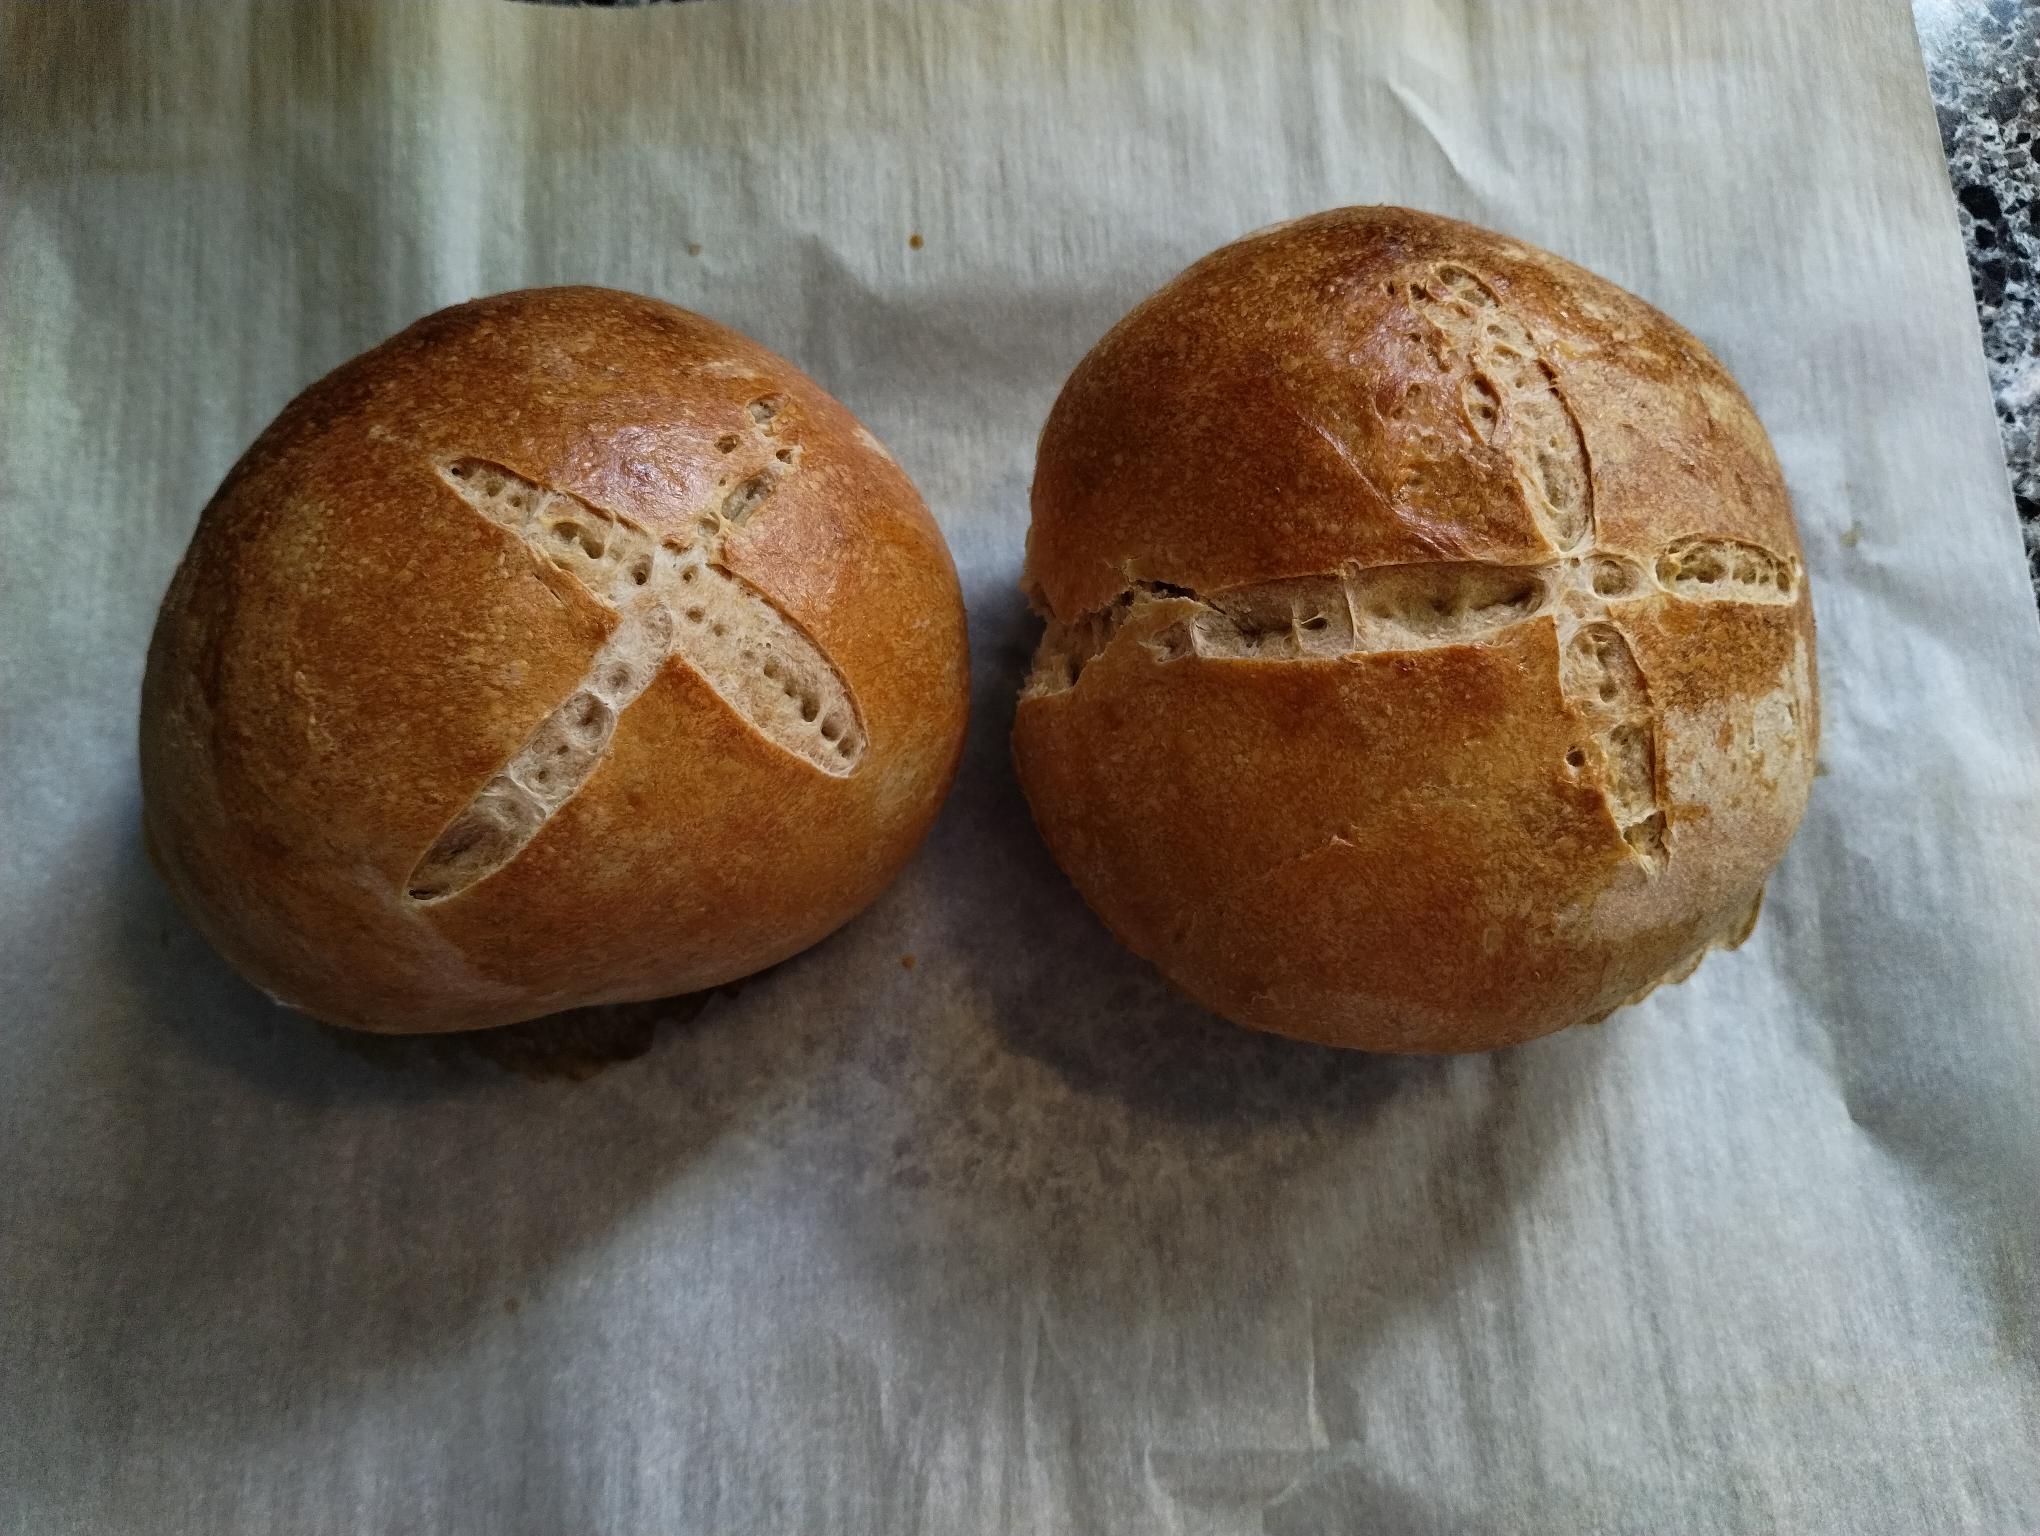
[1123,532,1797,871]
[1035,263,1802,873]
[406,403,864,904]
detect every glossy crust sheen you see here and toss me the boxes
[1014,207,1818,1053]
[142,287,969,1032]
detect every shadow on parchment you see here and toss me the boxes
[30,800,819,1467]
[808,580,1605,1530]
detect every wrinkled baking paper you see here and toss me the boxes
[3,2,2037,1531]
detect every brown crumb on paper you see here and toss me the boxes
[908,233,924,250]
[326,986,736,1082]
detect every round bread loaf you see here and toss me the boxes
[142,287,969,1033]
[1014,207,1817,1053]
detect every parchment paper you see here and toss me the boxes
[4,2,2038,1531]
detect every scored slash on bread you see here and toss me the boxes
[412,413,865,904]
[1026,543,1801,873]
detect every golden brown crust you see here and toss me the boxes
[1015,207,1817,1053]
[1027,208,1806,615]
[142,287,969,1032]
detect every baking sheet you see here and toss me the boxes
[4,1,2038,1530]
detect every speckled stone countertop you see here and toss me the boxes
[1915,0,2038,601]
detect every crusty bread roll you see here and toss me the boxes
[1014,208,1817,1053]
[142,287,968,1033]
